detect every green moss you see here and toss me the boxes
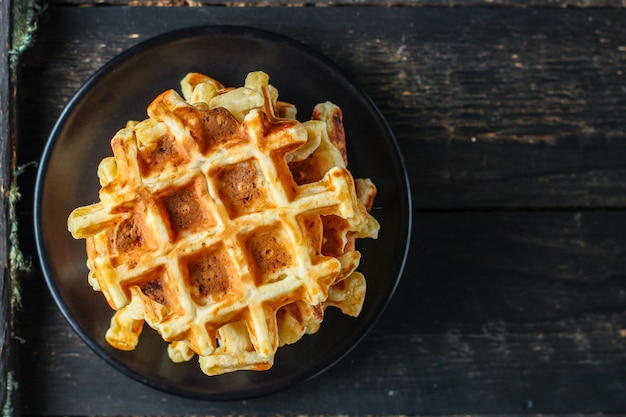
[2,371,17,417]
[9,183,27,310]
[8,163,36,311]
[2,164,34,416]
[9,0,43,302]
[10,0,45,69]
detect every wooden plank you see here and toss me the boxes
[18,211,626,414]
[14,4,626,415]
[48,0,626,8]
[412,142,626,209]
[0,0,18,413]
[16,6,626,210]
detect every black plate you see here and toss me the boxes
[34,25,411,400]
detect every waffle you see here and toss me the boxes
[67,71,379,375]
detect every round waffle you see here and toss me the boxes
[67,71,379,375]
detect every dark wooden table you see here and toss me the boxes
[3,0,626,415]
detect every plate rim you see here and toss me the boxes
[33,24,412,400]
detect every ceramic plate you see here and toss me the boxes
[34,25,411,400]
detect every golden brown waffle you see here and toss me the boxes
[67,71,379,375]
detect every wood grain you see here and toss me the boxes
[13,4,626,415]
[17,211,626,414]
[17,6,626,209]
[0,0,18,413]
[47,0,626,8]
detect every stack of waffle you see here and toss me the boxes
[67,71,379,375]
